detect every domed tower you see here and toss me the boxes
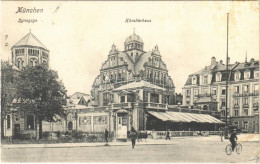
[11,30,49,70]
[124,30,144,63]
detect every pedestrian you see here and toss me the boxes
[104,129,108,145]
[166,129,171,140]
[130,126,137,149]
[219,129,224,142]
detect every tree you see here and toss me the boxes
[16,65,67,139]
[1,61,18,138]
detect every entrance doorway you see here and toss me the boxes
[68,121,73,130]
[14,124,20,139]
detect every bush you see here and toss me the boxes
[42,132,50,140]
[71,130,85,141]
[55,131,61,138]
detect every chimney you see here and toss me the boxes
[211,56,216,65]
[220,60,223,64]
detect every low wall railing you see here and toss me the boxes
[147,131,221,139]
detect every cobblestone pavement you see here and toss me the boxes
[2,135,260,163]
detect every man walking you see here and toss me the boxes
[166,130,171,140]
[104,129,109,145]
[219,129,224,142]
[130,127,137,149]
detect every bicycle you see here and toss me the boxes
[225,142,242,155]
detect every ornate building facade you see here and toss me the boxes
[183,57,259,133]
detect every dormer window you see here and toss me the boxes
[216,72,222,82]
[254,70,259,78]
[203,75,208,84]
[244,70,250,79]
[234,71,241,81]
[192,76,197,85]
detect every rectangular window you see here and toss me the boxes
[234,99,239,105]
[234,86,239,93]
[243,98,249,105]
[7,115,10,129]
[244,109,248,116]
[203,88,207,95]
[194,89,199,97]
[186,90,191,98]
[27,115,34,129]
[221,110,226,117]
[120,96,125,103]
[221,98,226,107]
[234,99,239,108]
[150,93,159,103]
[222,89,226,95]
[253,98,259,106]
[192,77,196,84]
[243,121,249,131]
[103,93,109,106]
[243,85,249,93]
[234,110,239,116]
[254,84,259,94]
[203,75,208,84]
[127,93,134,102]
[212,88,217,95]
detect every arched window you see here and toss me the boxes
[29,58,38,67]
[30,60,33,67]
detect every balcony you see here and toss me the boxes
[111,102,133,109]
[233,104,239,108]
[233,92,259,97]
[243,104,249,108]
[144,102,167,110]
[198,94,211,98]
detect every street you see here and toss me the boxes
[2,136,260,163]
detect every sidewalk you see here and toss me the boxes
[1,138,179,149]
[2,134,259,149]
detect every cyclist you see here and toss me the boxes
[229,129,238,151]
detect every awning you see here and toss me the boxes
[148,111,224,124]
[148,111,170,121]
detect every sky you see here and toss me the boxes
[1,1,259,95]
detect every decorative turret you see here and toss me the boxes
[124,29,144,51]
[152,45,161,56]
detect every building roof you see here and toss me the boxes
[117,52,135,72]
[125,32,143,44]
[135,52,152,73]
[12,32,48,50]
[113,80,166,91]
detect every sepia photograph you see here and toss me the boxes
[1,1,259,163]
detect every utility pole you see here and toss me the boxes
[224,13,229,139]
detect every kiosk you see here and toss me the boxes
[116,109,128,142]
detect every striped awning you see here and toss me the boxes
[147,111,224,124]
